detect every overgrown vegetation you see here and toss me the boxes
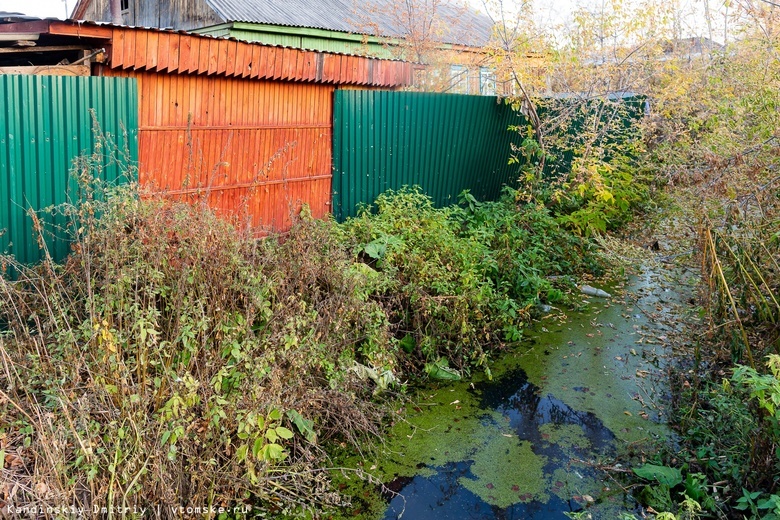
[0,179,394,516]
[18,0,780,513]
[621,4,780,518]
[533,96,653,236]
[340,186,603,377]
[482,0,780,515]
[0,145,628,515]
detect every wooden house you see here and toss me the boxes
[0,19,413,232]
[70,0,503,95]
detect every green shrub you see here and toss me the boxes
[667,360,780,517]
[340,187,603,376]
[341,187,507,374]
[453,187,602,306]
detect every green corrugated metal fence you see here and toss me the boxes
[332,90,647,221]
[0,75,138,267]
[538,93,647,182]
[332,90,526,221]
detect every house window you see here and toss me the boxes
[450,65,469,94]
[120,0,129,12]
[413,67,427,89]
[479,67,496,96]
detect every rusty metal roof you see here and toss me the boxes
[204,0,493,47]
[108,24,413,86]
[0,20,414,87]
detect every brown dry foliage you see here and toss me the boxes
[0,189,395,517]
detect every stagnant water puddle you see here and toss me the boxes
[347,265,696,519]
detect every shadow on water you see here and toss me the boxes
[475,368,616,453]
[384,461,580,520]
[382,368,616,520]
[375,266,694,519]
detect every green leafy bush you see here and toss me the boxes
[664,357,780,518]
[341,187,603,375]
[341,187,508,374]
[453,187,601,306]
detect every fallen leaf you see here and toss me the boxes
[4,453,23,468]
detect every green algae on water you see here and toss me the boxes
[377,384,531,480]
[538,423,590,451]
[458,434,547,508]
[338,268,685,517]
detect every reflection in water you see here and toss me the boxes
[383,461,580,520]
[477,368,616,453]
[383,367,615,519]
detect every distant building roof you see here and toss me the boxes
[662,36,724,55]
[204,0,492,46]
[70,0,493,48]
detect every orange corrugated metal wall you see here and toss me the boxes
[105,69,333,231]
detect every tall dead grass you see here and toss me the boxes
[0,177,394,517]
